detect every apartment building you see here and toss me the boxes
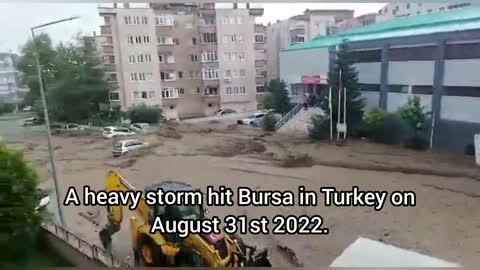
[335,13,377,32]
[265,9,354,81]
[377,2,476,21]
[254,24,267,95]
[97,3,263,120]
[0,52,28,103]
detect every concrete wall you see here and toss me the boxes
[388,61,435,85]
[444,59,480,86]
[280,48,329,85]
[441,96,480,123]
[387,93,432,113]
[362,91,380,109]
[354,62,381,84]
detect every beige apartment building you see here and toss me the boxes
[265,9,354,81]
[97,3,264,120]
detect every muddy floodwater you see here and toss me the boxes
[6,121,480,267]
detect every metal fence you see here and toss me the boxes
[41,221,131,267]
[274,103,302,131]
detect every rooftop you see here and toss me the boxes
[283,8,480,52]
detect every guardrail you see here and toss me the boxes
[274,103,302,131]
[41,222,131,267]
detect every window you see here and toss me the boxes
[135,36,142,44]
[127,36,134,44]
[143,36,150,44]
[191,54,199,62]
[192,37,197,45]
[106,73,117,81]
[141,91,148,99]
[160,72,176,81]
[236,16,244,24]
[358,84,380,92]
[240,69,246,77]
[128,55,136,63]
[255,35,265,43]
[149,91,155,98]
[233,87,239,94]
[388,46,436,61]
[130,73,138,81]
[445,43,480,59]
[202,68,219,80]
[202,16,215,25]
[238,52,245,60]
[232,70,239,78]
[444,86,480,97]
[158,36,174,45]
[156,15,174,26]
[142,16,148,24]
[178,88,185,95]
[388,84,409,93]
[222,16,229,24]
[240,87,246,94]
[145,54,151,62]
[109,92,120,101]
[137,54,144,63]
[226,87,232,94]
[204,87,218,95]
[159,55,164,63]
[351,49,381,63]
[124,16,132,24]
[173,38,179,45]
[104,16,111,24]
[133,91,140,99]
[229,17,235,24]
[256,86,265,93]
[201,51,217,62]
[225,70,232,78]
[201,33,217,44]
[189,71,201,79]
[412,86,433,95]
[178,71,183,79]
[166,55,175,63]
[161,88,179,99]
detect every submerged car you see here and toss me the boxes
[103,126,135,139]
[237,112,266,125]
[216,109,237,116]
[130,123,151,133]
[112,139,148,157]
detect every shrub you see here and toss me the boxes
[128,104,163,124]
[0,102,15,115]
[398,96,428,133]
[308,114,331,140]
[404,133,430,150]
[0,143,42,262]
[261,113,278,132]
[370,114,411,144]
[363,107,387,126]
[260,92,274,111]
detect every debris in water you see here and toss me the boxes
[277,245,303,267]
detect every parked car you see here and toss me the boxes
[130,123,151,133]
[51,123,83,133]
[237,112,266,125]
[250,113,282,128]
[102,126,135,139]
[112,139,148,157]
[23,117,42,126]
[216,109,237,116]
[22,106,32,112]
[35,188,50,212]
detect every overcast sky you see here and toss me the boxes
[0,3,385,53]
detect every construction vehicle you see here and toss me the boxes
[99,171,271,267]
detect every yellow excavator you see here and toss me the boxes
[99,171,271,267]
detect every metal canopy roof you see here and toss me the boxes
[283,8,480,52]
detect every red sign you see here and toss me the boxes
[301,75,321,85]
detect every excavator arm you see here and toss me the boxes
[99,171,152,250]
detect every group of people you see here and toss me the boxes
[303,92,318,110]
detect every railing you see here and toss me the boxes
[41,221,131,267]
[274,103,302,131]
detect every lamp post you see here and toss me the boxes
[31,16,79,227]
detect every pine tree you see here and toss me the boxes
[320,42,365,134]
[267,79,292,115]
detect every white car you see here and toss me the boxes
[112,139,148,157]
[237,112,266,125]
[216,109,236,117]
[102,126,135,139]
[130,123,150,133]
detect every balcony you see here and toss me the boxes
[249,8,264,16]
[255,60,266,68]
[100,25,112,35]
[102,46,114,55]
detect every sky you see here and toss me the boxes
[0,3,385,53]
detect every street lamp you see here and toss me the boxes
[31,16,79,227]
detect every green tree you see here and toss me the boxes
[17,34,110,123]
[260,92,274,110]
[128,104,164,124]
[320,42,365,134]
[17,33,57,106]
[0,143,42,263]
[267,79,292,115]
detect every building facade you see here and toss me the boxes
[280,8,480,152]
[265,9,354,81]
[377,2,475,21]
[97,3,263,119]
[0,52,27,103]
